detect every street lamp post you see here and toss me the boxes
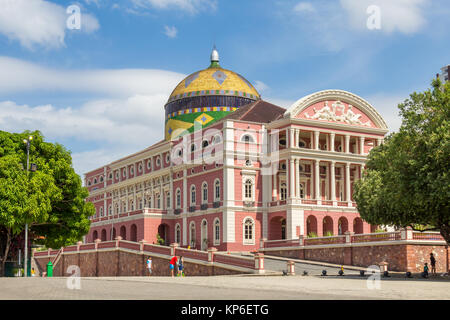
[23,136,33,278]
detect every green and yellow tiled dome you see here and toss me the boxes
[164,47,260,140]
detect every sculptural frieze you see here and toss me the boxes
[304,101,371,126]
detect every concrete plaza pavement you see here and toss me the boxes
[1,274,449,300]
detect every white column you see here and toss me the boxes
[331,161,336,205]
[345,163,351,203]
[314,131,320,150]
[289,128,295,148]
[310,132,314,149]
[183,169,187,213]
[295,129,300,149]
[377,138,382,146]
[295,158,300,198]
[330,133,335,152]
[315,160,320,203]
[360,136,365,155]
[345,135,350,154]
[182,216,187,246]
[289,159,295,199]
[272,165,277,200]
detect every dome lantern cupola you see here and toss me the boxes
[209,45,220,68]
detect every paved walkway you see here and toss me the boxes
[1,273,449,300]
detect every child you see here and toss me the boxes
[178,256,184,277]
[146,257,152,276]
[422,263,429,278]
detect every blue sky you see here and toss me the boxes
[0,0,449,177]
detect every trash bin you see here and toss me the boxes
[46,261,53,277]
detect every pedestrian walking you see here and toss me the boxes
[430,253,436,276]
[169,256,178,277]
[146,257,152,276]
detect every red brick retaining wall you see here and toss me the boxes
[34,249,245,277]
[263,244,449,272]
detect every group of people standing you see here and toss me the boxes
[145,256,185,277]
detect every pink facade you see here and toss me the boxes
[84,89,389,252]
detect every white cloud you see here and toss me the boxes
[0,56,184,97]
[131,0,217,14]
[340,0,429,34]
[0,96,166,176]
[164,25,178,38]
[0,56,186,176]
[0,0,99,50]
[254,80,269,92]
[294,2,315,13]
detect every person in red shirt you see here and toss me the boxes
[169,256,178,277]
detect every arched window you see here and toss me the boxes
[202,182,208,203]
[100,207,104,217]
[120,226,126,240]
[100,176,104,182]
[175,224,181,244]
[202,140,209,148]
[191,143,197,152]
[190,222,196,248]
[176,188,181,208]
[101,229,107,241]
[93,230,98,241]
[94,178,97,184]
[214,219,220,245]
[166,192,171,209]
[214,180,220,201]
[241,134,254,143]
[244,179,253,200]
[191,185,196,205]
[243,218,255,244]
[130,224,137,242]
[108,205,112,216]
[156,194,161,209]
[280,183,287,200]
[147,159,152,170]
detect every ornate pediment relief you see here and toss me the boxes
[303,100,372,127]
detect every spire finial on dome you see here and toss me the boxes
[209,45,220,68]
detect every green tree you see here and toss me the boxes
[0,130,94,275]
[354,79,450,245]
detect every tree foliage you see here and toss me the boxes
[0,130,93,274]
[354,79,450,244]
